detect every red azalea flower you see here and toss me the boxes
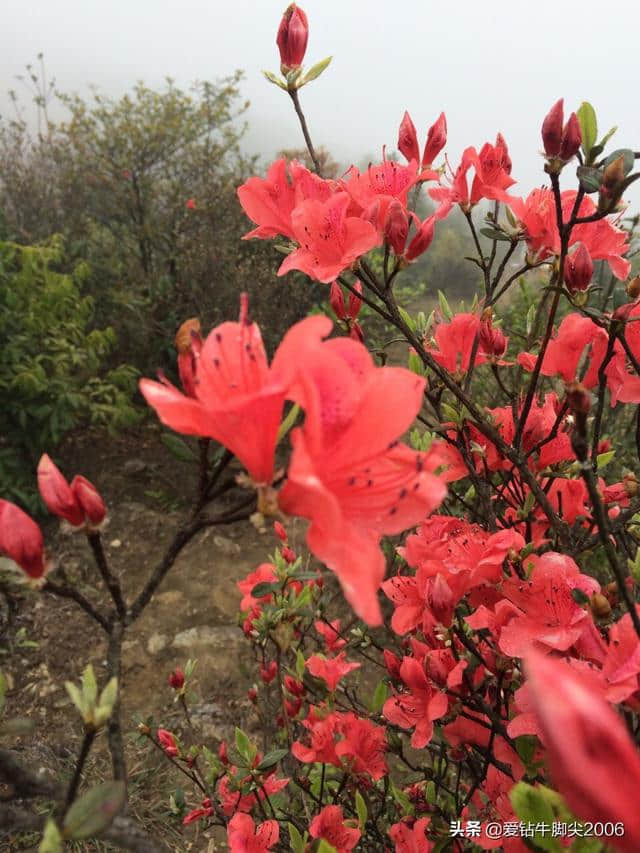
[306,652,360,691]
[310,805,361,853]
[292,707,342,766]
[425,313,486,374]
[383,656,447,748]
[277,192,380,283]
[237,563,277,612]
[140,297,330,486]
[278,333,449,625]
[315,619,347,652]
[389,817,432,853]
[227,812,279,852]
[335,712,388,780]
[157,728,179,757]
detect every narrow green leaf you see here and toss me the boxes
[301,56,332,86]
[437,290,453,321]
[235,727,251,761]
[257,748,288,771]
[597,125,617,151]
[262,70,287,90]
[355,789,367,828]
[288,822,304,853]
[277,403,300,444]
[81,665,97,708]
[370,680,388,714]
[295,649,306,679]
[62,781,126,840]
[39,818,63,852]
[161,433,196,462]
[398,306,416,332]
[577,101,597,160]
[250,581,280,598]
[596,450,615,469]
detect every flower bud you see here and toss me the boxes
[168,668,185,690]
[559,112,581,161]
[564,243,593,294]
[627,276,640,300]
[37,454,84,527]
[281,545,297,564]
[398,111,419,164]
[349,321,364,343]
[219,740,229,765]
[329,281,346,320]
[478,313,507,359]
[405,216,435,261]
[71,475,107,527]
[347,281,363,320]
[429,574,454,626]
[276,4,309,72]
[260,661,278,684]
[284,675,305,696]
[384,200,409,256]
[541,99,564,158]
[185,198,196,210]
[0,499,47,579]
[566,381,591,416]
[422,112,447,167]
[157,728,179,757]
[273,521,288,542]
[248,687,258,703]
[590,593,612,619]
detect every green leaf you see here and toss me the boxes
[81,664,97,708]
[250,581,280,598]
[262,69,287,90]
[62,780,126,840]
[398,306,416,332]
[94,677,118,728]
[407,350,423,376]
[596,450,615,469]
[525,303,536,336]
[295,649,306,679]
[577,101,597,160]
[65,681,87,720]
[510,782,561,852]
[316,841,338,853]
[161,432,196,462]
[479,227,512,242]
[438,290,453,322]
[301,56,332,86]
[235,727,251,761]
[576,166,603,194]
[256,748,288,771]
[596,125,617,151]
[39,818,63,852]
[355,789,367,828]
[288,822,305,853]
[370,680,388,714]
[277,403,300,444]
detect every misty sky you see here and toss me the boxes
[2,0,640,206]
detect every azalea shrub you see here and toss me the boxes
[4,4,640,853]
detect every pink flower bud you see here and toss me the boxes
[219,740,229,765]
[260,661,278,684]
[168,668,185,690]
[478,315,508,358]
[273,521,288,542]
[329,281,346,320]
[559,112,582,161]
[405,216,435,261]
[37,454,84,527]
[541,99,564,157]
[186,198,196,210]
[248,687,258,703]
[157,728,179,757]
[347,281,363,320]
[429,574,454,625]
[0,499,47,579]
[398,111,419,164]
[276,4,309,71]
[564,243,593,293]
[284,675,305,696]
[384,649,402,681]
[349,322,364,343]
[384,200,409,256]
[422,112,447,167]
[70,476,106,527]
[281,545,297,564]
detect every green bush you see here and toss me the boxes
[0,236,139,511]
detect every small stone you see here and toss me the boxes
[213,535,241,556]
[124,459,147,475]
[147,633,168,655]
[110,539,122,549]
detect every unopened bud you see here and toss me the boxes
[590,593,612,619]
[71,476,107,527]
[478,313,507,359]
[276,4,309,73]
[347,281,363,320]
[627,276,640,300]
[273,521,288,542]
[0,500,47,580]
[168,668,185,690]
[423,112,447,167]
[329,281,346,320]
[384,200,409,255]
[564,243,593,294]
[37,454,84,527]
[405,215,435,261]
[541,99,564,158]
[397,111,419,164]
[259,661,278,684]
[559,112,582,161]
[247,687,258,703]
